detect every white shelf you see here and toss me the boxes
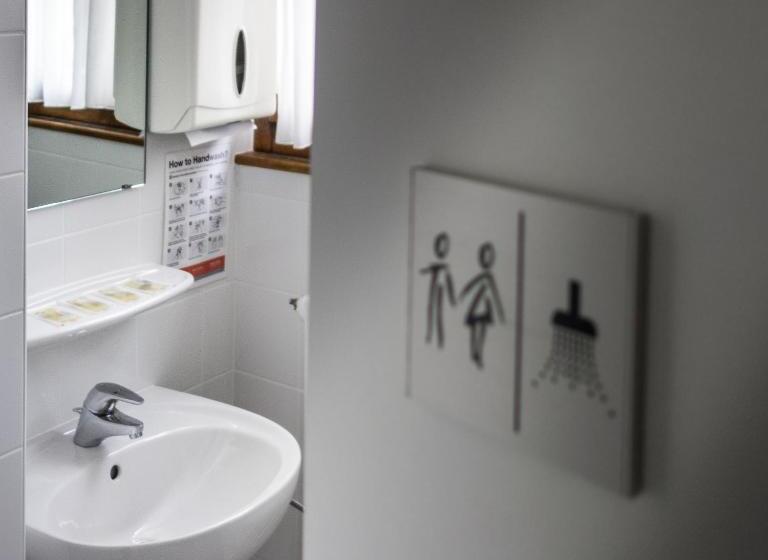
[27,264,194,349]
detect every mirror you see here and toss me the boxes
[26,0,148,209]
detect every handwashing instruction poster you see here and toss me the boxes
[162,138,232,281]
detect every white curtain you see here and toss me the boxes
[27,0,116,109]
[275,0,315,149]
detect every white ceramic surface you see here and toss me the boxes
[26,386,301,560]
[27,264,194,348]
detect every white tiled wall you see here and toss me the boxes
[0,2,27,558]
[25,130,308,560]
[26,132,241,439]
[232,165,310,560]
[27,178,142,296]
[26,133,164,295]
[26,282,235,438]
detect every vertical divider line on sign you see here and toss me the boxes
[404,171,418,398]
[513,211,526,433]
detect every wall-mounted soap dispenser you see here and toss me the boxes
[148,0,277,133]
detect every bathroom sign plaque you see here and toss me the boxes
[407,169,641,494]
[162,139,232,281]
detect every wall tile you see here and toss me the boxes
[136,293,204,391]
[0,313,23,456]
[61,187,141,234]
[61,218,140,283]
[27,187,148,297]
[138,211,164,264]
[140,179,165,214]
[253,506,303,560]
[0,35,24,175]
[27,321,138,439]
[202,282,235,379]
[0,0,25,33]
[189,371,235,405]
[0,174,24,314]
[0,449,24,560]
[26,239,63,297]
[233,192,309,294]
[234,370,304,503]
[235,284,304,389]
[234,372,303,444]
[236,166,311,203]
[27,205,64,244]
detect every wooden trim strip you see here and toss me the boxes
[234,151,311,175]
[28,117,145,146]
[28,102,139,131]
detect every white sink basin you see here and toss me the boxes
[26,386,301,560]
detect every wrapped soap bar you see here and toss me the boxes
[100,287,143,303]
[67,297,110,314]
[122,278,169,294]
[35,307,81,327]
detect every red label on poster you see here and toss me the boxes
[182,256,226,280]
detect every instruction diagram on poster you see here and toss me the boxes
[163,139,232,281]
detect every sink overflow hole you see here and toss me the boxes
[110,465,120,480]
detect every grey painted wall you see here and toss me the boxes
[308,1,768,559]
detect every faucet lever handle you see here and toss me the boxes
[83,382,144,413]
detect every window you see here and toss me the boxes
[235,111,311,175]
[236,0,315,174]
[27,0,315,173]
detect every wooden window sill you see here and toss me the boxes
[234,151,311,175]
[29,117,145,146]
[28,102,144,146]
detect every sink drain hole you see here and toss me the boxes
[110,465,120,480]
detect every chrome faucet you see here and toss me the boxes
[73,383,144,448]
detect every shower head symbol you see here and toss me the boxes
[534,280,615,418]
[552,280,597,338]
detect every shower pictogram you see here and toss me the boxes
[532,280,615,418]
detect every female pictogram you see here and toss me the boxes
[461,243,505,369]
[420,232,456,348]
